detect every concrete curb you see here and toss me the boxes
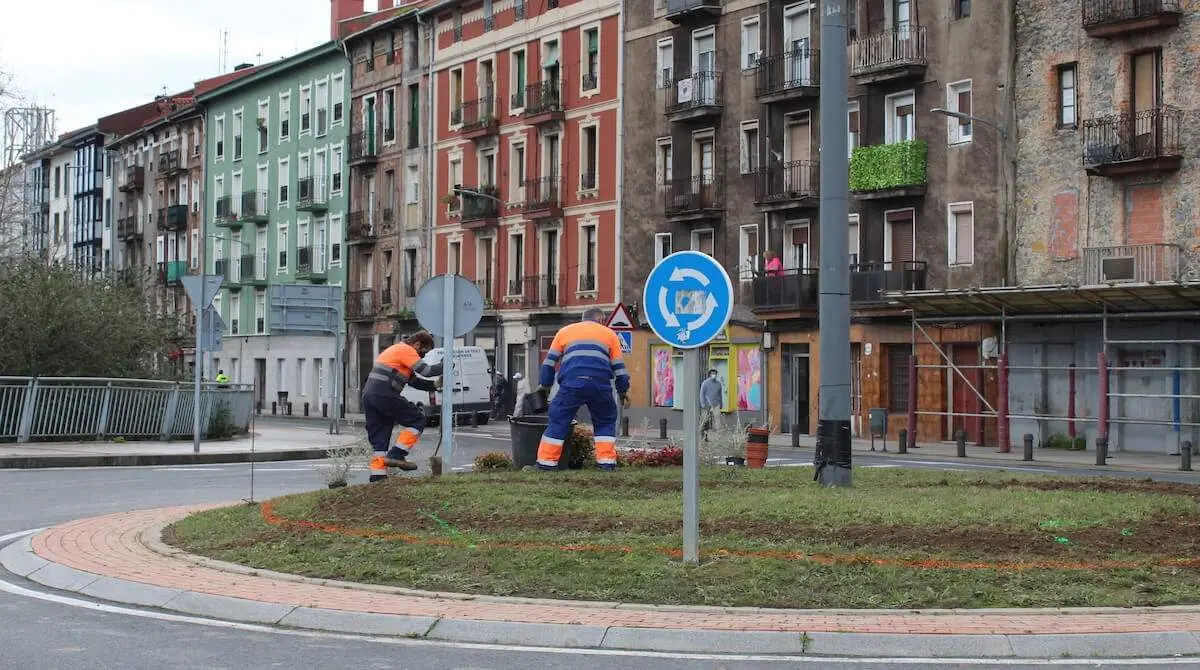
[2,523,1199,659]
[0,448,330,470]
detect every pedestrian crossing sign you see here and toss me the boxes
[606,302,636,330]
[616,330,633,353]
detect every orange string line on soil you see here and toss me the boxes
[258,502,1200,572]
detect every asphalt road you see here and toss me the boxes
[1,427,1198,670]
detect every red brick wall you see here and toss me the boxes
[1049,189,1079,260]
[1126,183,1164,245]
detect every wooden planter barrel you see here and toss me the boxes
[746,427,770,468]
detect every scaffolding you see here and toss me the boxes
[892,282,1200,455]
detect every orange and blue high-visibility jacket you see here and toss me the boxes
[539,321,630,394]
[365,342,442,394]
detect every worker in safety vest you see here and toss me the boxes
[362,330,443,481]
[535,307,631,470]
[215,370,230,386]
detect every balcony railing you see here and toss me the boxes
[461,188,500,224]
[523,176,562,216]
[1081,107,1183,176]
[346,289,377,320]
[664,175,723,218]
[347,211,376,243]
[1082,0,1181,36]
[580,171,597,191]
[240,254,265,284]
[1083,243,1181,285]
[296,245,326,280]
[161,204,189,231]
[752,269,819,312]
[754,160,818,205]
[461,95,498,137]
[117,215,139,240]
[475,278,496,309]
[666,0,721,21]
[158,150,184,175]
[214,195,237,225]
[850,261,927,303]
[349,131,378,164]
[755,48,820,99]
[297,177,328,211]
[121,166,145,192]
[239,190,269,222]
[849,140,928,194]
[577,274,596,292]
[523,81,564,121]
[666,71,723,117]
[215,258,233,285]
[158,260,188,286]
[850,26,928,79]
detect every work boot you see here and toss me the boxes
[369,474,388,483]
[597,463,617,471]
[535,463,558,471]
[384,447,419,471]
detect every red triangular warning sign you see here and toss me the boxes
[605,302,636,330]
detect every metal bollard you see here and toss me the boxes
[322,402,328,418]
[287,402,294,416]
[792,424,801,449]
[1022,433,1034,462]
[621,416,629,437]
[429,456,443,477]
[271,401,277,415]
[304,402,310,417]
[255,402,262,415]
[1095,436,1108,466]
[1182,440,1193,472]
[955,430,967,458]
[471,411,478,427]
[659,418,668,440]
[898,429,908,454]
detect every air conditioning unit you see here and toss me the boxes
[1100,256,1137,282]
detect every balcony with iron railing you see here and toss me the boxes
[296,245,327,282]
[158,150,184,176]
[158,260,189,287]
[1083,243,1181,285]
[580,171,598,192]
[1082,107,1183,177]
[523,176,563,219]
[523,81,564,124]
[850,261,927,304]
[349,131,378,166]
[755,48,820,102]
[215,258,240,289]
[664,175,724,221]
[665,71,723,121]
[665,0,721,23]
[460,94,499,140]
[460,187,501,229]
[160,204,189,232]
[347,211,377,245]
[475,278,497,309]
[120,165,145,193]
[297,176,328,212]
[117,215,140,241]
[214,195,240,228]
[1083,0,1180,37]
[752,269,819,312]
[754,160,819,210]
[850,26,928,84]
[346,288,377,321]
[238,190,269,223]
[849,140,928,199]
[577,274,597,293]
[240,254,267,286]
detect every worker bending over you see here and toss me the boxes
[362,330,443,482]
[536,307,631,470]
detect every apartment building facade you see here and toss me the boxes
[623,0,1009,440]
[199,42,351,411]
[341,7,431,411]
[427,0,622,379]
[24,129,88,266]
[19,158,49,259]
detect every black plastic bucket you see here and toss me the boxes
[508,414,574,470]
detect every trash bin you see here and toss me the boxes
[509,414,574,470]
[868,408,888,437]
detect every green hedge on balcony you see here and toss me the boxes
[849,139,928,192]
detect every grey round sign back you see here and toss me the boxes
[414,274,484,338]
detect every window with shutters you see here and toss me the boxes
[947,202,974,266]
[947,80,973,144]
[885,91,915,143]
[887,344,912,412]
[847,101,860,159]
[885,208,915,263]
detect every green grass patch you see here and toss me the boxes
[167,468,1200,609]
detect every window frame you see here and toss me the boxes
[1056,63,1078,129]
[946,79,973,145]
[947,201,975,266]
[740,15,761,71]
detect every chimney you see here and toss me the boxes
[331,0,366,39]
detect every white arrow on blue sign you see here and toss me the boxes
[641,251,734,350]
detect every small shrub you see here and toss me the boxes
[322,439,373,486]
[474,450,514,470]
[619,443,684,468]
[1044,434,1087,451]
[566,423,595,469]
[205,401,239,439]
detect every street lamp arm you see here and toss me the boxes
[929,107,1008,139]
[452,186,502,205]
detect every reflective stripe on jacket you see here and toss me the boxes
[539,321,630,394]
[366,342,441,394]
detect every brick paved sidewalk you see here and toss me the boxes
[25,506,1200,636]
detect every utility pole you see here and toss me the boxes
[814,0,852,487]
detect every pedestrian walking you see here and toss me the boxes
[700,369,723,439]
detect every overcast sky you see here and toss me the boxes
[1,0,331,137]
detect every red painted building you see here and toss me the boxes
[427,0,621,378]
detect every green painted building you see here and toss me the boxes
[198,41,350,409]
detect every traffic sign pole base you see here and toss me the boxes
[814,419,853,488]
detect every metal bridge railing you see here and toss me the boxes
[0,377,254,443]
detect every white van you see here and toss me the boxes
[400,346,493,425]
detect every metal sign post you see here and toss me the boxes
[181,274,224,454]
[641,251,734,565]
[414,274,483,472]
